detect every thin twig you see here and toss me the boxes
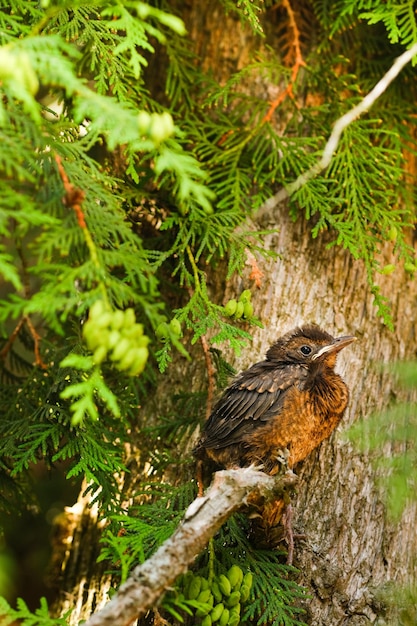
[257,42,417,219]
[0,318,24,361]
[25,315,48,369]
[54,153,103,276]
[263,0,305,122]
[0,316,47,369]
[200,334,215,420]
[55,154,86,228]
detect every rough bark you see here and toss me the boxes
[243,208,417,626]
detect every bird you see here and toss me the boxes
[194,324,356,554]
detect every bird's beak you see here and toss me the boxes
[312,335,357,360]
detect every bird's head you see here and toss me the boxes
[266,324,356,368]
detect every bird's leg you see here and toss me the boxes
[271,448,301,565]
[282,502,295,565]
[282,500,307,565]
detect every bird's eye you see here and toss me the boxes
[300,345,312,355]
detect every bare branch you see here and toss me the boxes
[257,42,417,219]
[83,468,298,626]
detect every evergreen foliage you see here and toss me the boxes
[99,484,308,626]
[347,361,417,522]
[346,361,417,623]
[0,0,416,624]
[0,596,71,626]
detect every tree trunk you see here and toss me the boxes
[251,208,417,626]
[50,3,417,625]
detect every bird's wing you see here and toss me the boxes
[200,361,307,449]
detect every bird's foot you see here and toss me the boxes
[276,447,290,465]
[268,447,290,475]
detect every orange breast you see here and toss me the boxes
[243,379,348,470]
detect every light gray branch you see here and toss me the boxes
[82,468,298,626]
[257,42,417,219]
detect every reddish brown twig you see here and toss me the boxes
[218,128,236,147]
[263,0,306,123]
[0,318,24,362]
[54,153,102,269]
[200,335,216,420]
[0,316,47,369]
[245,248,264,288]
[54,154,87,228]
[25,315,48,369]
[197,335,217,497]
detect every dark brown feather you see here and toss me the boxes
[195,324,355,472]
[194,324,356,555]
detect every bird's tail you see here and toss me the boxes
[248,497,287,548]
